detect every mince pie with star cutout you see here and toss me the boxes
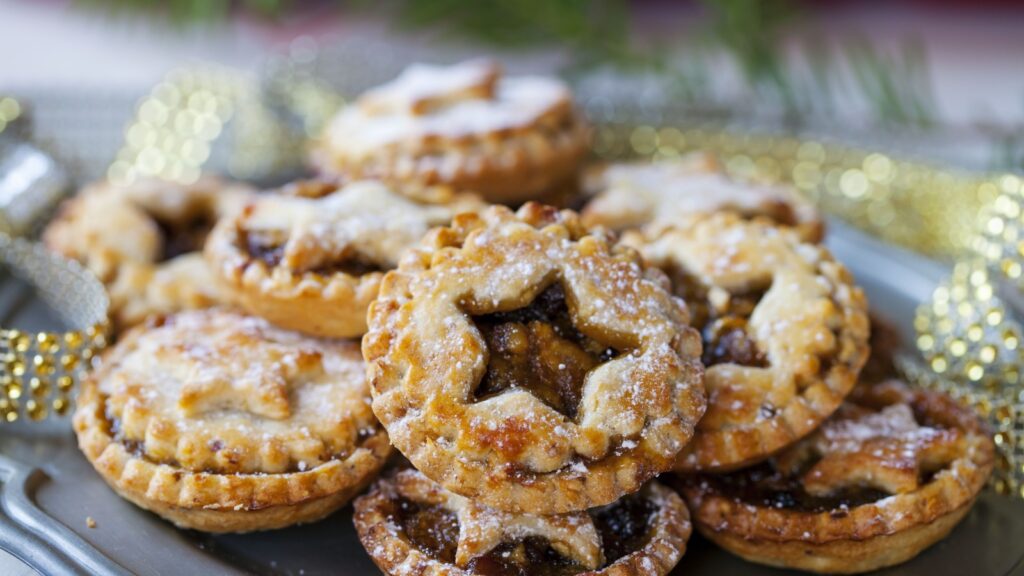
[73,309,391,533]
[43,176,252,330]
[364,204,706,514]
[204,180,484,338]
[354,469,692,576]
[677,379,994,574]
[312,59,591,205]
[581,152,823,242]
[622,212,870,472]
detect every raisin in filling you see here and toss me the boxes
[666,264,768,368]
[241,230,384,276]
[591,492,656,564]
[394,492,656,575]
[467,537,585,576]
[154,213,215,262]
[471,284,617,420]
[705,461,890,514]
[392,497,460,564]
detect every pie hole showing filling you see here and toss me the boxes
[705,405,959,514]
[154,212,216,262]
[665,263,768,368]
[470,283,618,420]
[394,498,460,564]
[241,229,385,276]
[707,461,891,514]
[391,491,655,575]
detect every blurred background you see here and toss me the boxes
[2,0,1024,174]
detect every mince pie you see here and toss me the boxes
[312,59,590,205]
[364,203,706,514]
[354,469,691,576]
[73,309,391,532]
[678,380,994,574]
[43,176,252,330]
[581,152,823,242]
[622,213,869,472]
[204,180,484,338]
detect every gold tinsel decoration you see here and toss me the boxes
[0,235,109,422]
[108,66,304,186]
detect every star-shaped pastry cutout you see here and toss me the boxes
[174,332,321,421]
[801,403,965,496]
[395,470,604,570]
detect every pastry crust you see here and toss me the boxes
[354,469,691,576]
[312,59,591,204]
[43,176,251,330]
[364,203,705,514]
[678,380,994,574]
[73,309,391,533]
[205,180,484,338]
[581,152,823,242]
[623,213,869,473]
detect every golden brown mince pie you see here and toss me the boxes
[581,152,823,242]
[204,180,484,338]
[43,176,252,330]
[73,309,391,533]
[622,212,870,473]
[364,203,706,514]
[678,380,994,574]
[354,469,691,576]
[312,59,590,205]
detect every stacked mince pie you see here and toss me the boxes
[43,60,994,574]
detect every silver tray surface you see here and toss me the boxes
[1,220,1022,576]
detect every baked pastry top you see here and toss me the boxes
[313,60,590,204]
[678,379,993,573]
[623,213,869,472]
[73,309,391,532]
[354,469,691,576]
[205,180,484,337]
[43,176,251,329]
[364,203,706,513]
[582,152,823,242]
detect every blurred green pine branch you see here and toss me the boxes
[74,0,940,131]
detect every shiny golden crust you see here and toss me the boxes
[73,309,391,533]
[354,469,691,576]
[623,213,869,472]
[312,60,590,204]
[364,203,705,513]
[679,381,994,574]
[43,176,251,330]
[581,152,823,242]
[205,180,484,338]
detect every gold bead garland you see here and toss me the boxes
[0,234,109,422]
[911,259,1024,496]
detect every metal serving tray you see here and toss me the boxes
[1,220,1022,576]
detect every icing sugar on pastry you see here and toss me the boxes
[622,212,869,473]
[205,180,484,338]
[582,152,823,241]
[42,176,252,329]
[73,309,391,532]
[313,60,590,204]
[364,203,706,514]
